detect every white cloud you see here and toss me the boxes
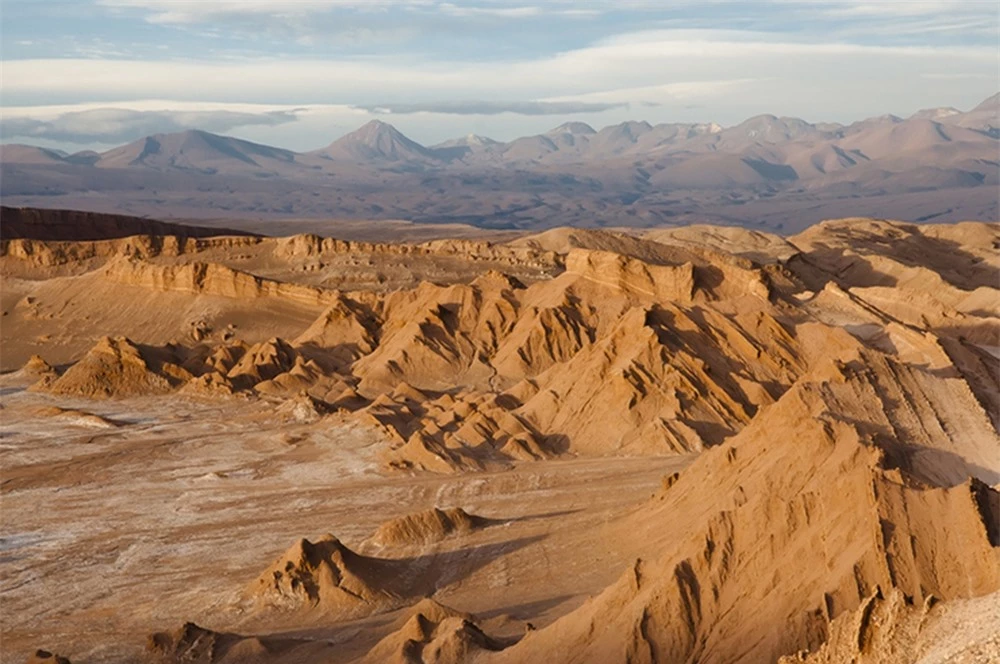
[96,0,433,23]
[809,0,979,17]
[1,105,302,143]
[437,3,542,17]
[93,0,999,25]
[351,99,629,115]
[95,0,597,23]
[588,28,993,59]
[4,29,992,103]
[542,79,762,105]
[922,72,996,80]
[0,100,310,118]
[79,1,999,60]
[3,26,995,148]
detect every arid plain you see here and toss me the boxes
[1,207,998,664]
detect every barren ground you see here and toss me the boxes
[0,386,690,663]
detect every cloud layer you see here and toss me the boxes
[5,30,992,106]
[1,107,301,144]
[2,1,996,149]
[352,100,630,115]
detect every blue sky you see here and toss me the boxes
[2,0,997,151]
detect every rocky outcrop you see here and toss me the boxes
[361,599,506,664]
[0,206,251,242]
[33,336,183,398]
[779,589,1000,664]
[25,651,71,664]
[146,622,334,664]
[101,258,337,307]
[367,508,490,548]
[245,535,414,618]
[486,349,1000,664]
[564,249,697,303]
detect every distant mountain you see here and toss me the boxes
[942,93,999,137]
[431,134,502,160]
[546,122,597,137]
[66,150,101,166]
[501,134,561,162]
[842,114,904,137]
[837,118,984,161]
[1,93,996,232]
[813,121,845,133]
[911,107,962,121]
[727,115,822,143]
[971,92,1000,113]
[0,145,70,165]
[313,119,439,164]
[781,142,866,179]
[588,120,654,155]
[0,145,102,167]
[96,129,302,175]
[433,134,500,149]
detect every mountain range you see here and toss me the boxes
[2,93,997,232]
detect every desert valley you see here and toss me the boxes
[3,2,1000,659]
[1,204,998,664]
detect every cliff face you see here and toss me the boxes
[0,206,253,241]
[101,258,338,308]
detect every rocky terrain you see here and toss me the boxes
[1,207,998,663]
[1,94,998,232]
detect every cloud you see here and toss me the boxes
[92,0,998,34]
[96,0,427,24]
[95,0,994,21]
[589,28,993,59]
[435,3,597,18]
[95,0,591,24]
[807,0,977,18]
[4,30,991,105]
[541,79,761,104]
[921,72,996,80]
[0,107,301,144]
[352,99,629,115]
[3,25,995,145]
[437,4,543,18]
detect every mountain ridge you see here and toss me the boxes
[1,93,996,232]
[7,93,996,169]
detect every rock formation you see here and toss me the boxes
[485,347,1000,664]
[361,599,505,664]
[35,336,182,398]
[25,651,71,664]
[245,535,413,618]
[4,214,999,664]
[367,508,490,548]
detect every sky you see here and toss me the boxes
[2,0,998,152]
